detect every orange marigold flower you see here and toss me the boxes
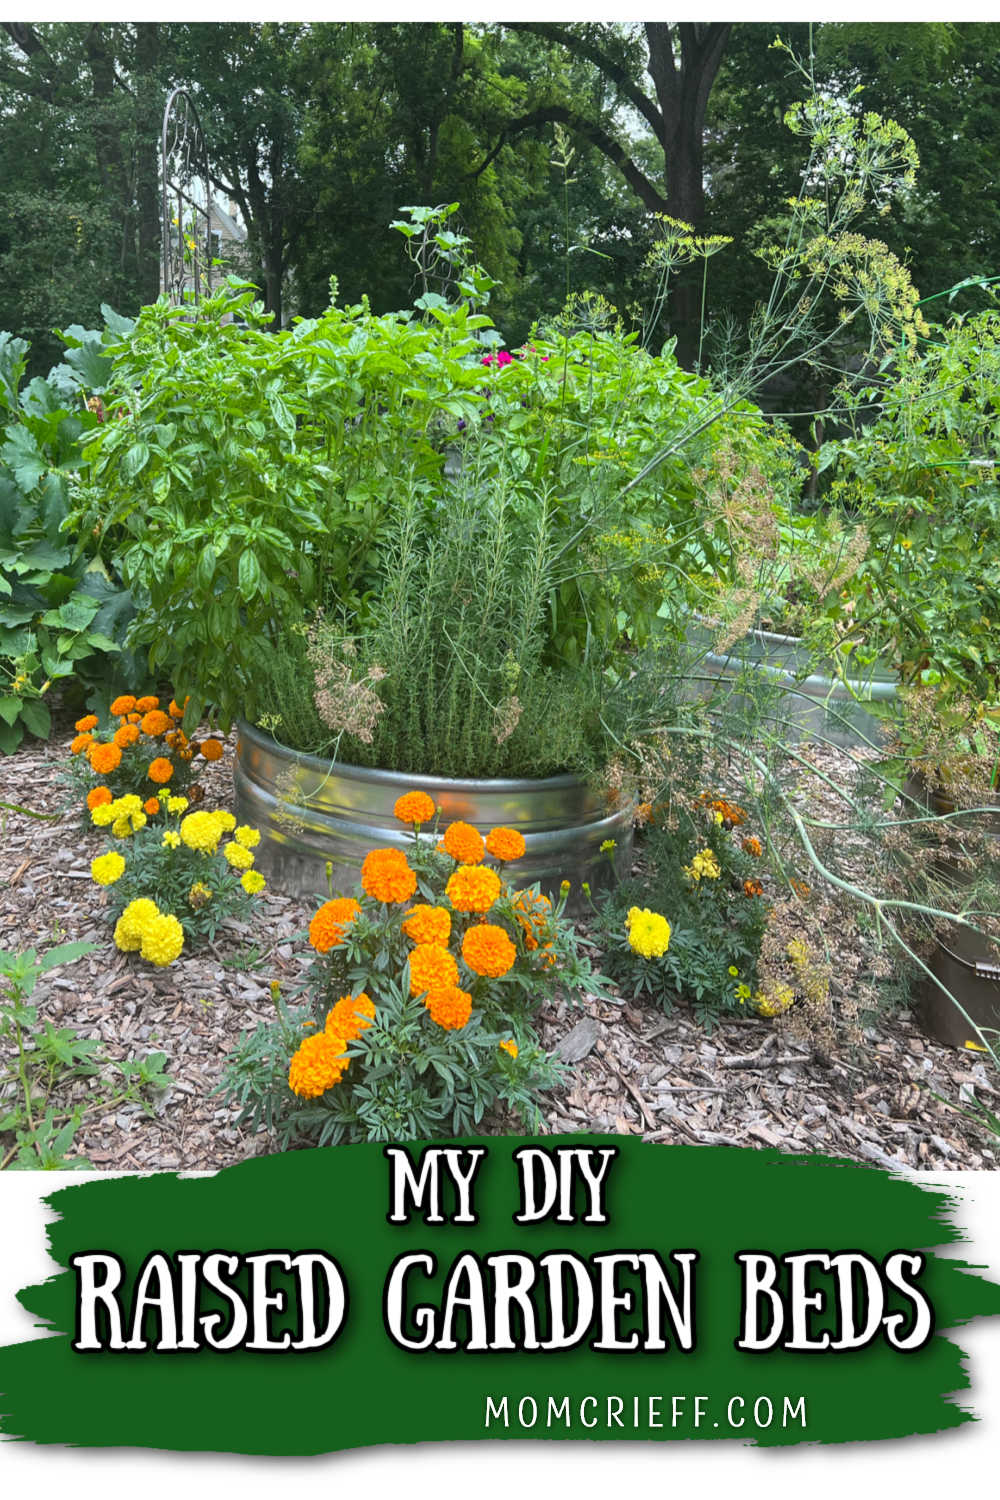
[87,785,113,810]
[325,992,376,1042]
[74,714,98,732]
[165,729,189,751]
[362,847,417,903]
[127,712,142,724]
[409,943,459,996]
[88,741,122,775]
[114,723,141,749]
[742,836,763,857]
[462,923,517,978]
[485,826,526,862]
[446,864,501,914]
[199,738,224,762]
[394,790,436,826]
[144,797,161,816]
[443,820,485,864]
[424,985,473,1031]
[288,1031,349,1098]
[309,897,362,954]
[147,757,174,784]
[141,709,172,737]
[743,879,763,898]
[110,695,136,716]
[168,698,188,719]
[790,878,811,899]
[402,903,452,946]
[135,696,159,714]
[513,888,552,949]
[500,1039,518,1059]
[71,732,94,755]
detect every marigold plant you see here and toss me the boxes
[221,791,607,1148]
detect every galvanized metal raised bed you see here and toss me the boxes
[234,720,633,902]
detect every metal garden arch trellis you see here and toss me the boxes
[161,86,213,306]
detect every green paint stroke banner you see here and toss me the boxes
[1,1136,999,1454]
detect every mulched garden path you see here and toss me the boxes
[1,715,995,1173]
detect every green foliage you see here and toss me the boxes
[0,324,136,751]
[0,941,171,1169]
[594,802,769,1031]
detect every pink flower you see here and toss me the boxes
[481,349,513,368]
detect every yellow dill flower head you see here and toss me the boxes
[625,906,671,959]
[91,851,126,886]
[139,912,185,966]
[224,841,254,870]
[233,824,261,848]
[241,869,266,895]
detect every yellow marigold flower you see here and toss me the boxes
[141,709,172,737]
[394,790,436,826]
[500,1039,518,1059]
[140,912,184,966]
[180,810,222,853]
[91,803,117,828]
[485,826,526,862]
[113,723,140,749]
[402,903,452,946]
[409,943,459,996]
[685,847,721,882]
[117,794,143,813]
[87,785,113,811]
[166,796,188,814]
[224,841,254,870]
[114,897,160,953]
[241,870,266,895]
[443,820,485,864]
[110,694,136,716]
[147,756,174,785]
[213,810,237,832]
[754,984,795,1019]
[188,881,213,908]
[309,897,361,953]
[288,1031,349,1098]
[325,992,376,1043]
[199,738,224,762]
[424,985,472,1031]
[626,906,671,959]
[75,714,98,732]
[135,696,159,714]
[362,847,417,904]
[111,817,132,839]
[446,864,501,914]
[462,923,517,978]
[91,851,126,886]
[162,831,181,849]
[234,824,261,848]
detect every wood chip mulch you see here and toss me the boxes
[1,714,995,1174]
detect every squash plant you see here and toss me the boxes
[0,323,136,753]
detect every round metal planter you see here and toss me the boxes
[682,621,899,749]
[234,720,633,903]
